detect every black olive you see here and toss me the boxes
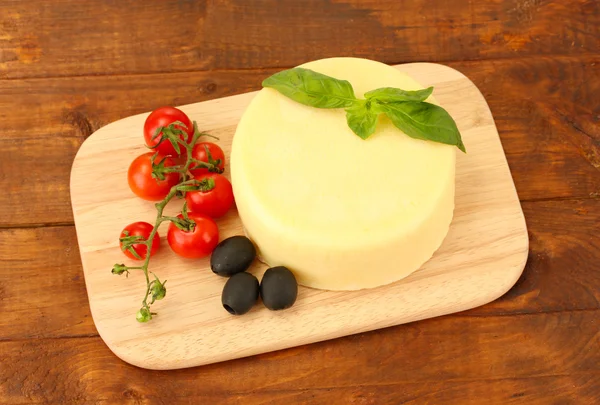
[260,266,298,311]
[210,236,256,277]
[221,272,259,315]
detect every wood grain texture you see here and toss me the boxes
[465,56,600,199]
[0,70,269,226]
[69,63,528,369]
[0,0,598,79]
[1,56,599,226]
[483,198,600,315]
[1,311,598,404]
[1,0,598,402]
[2,198,599,341]
[0,226,95,340]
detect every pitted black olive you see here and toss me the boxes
[260,266,298,311]
[210,236,256,277]
[221,272,259,315]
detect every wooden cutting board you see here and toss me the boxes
[70,62,528,370]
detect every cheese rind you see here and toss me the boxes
[231,57,455,290]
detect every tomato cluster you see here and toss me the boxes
[120,106,234,261]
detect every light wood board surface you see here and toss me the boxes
[70,63,529,370]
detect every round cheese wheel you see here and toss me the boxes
[231,57,455,290]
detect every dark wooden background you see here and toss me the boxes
[1,1,599,403]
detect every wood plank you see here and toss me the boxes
[0,226,95,340]
[2,376,599,405]
[0,0,598,79]
[1,198,598,341]
[0,138,81,227]
[1,56,599,226]
[1,311,598,404]
[229,377,600,405]
[0,69,271,140]
[457,56,600,199]
[473,198,600,315]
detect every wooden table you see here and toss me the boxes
[1,1,598,403]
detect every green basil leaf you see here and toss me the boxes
[378,101,466,152]
[345,101,379,140]
[262,67,357,108]
[364,86,433,103]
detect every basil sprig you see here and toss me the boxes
[262,67,465,152]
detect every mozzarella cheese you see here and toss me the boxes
[230,57,455,290]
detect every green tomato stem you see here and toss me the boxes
[112,120,213,322]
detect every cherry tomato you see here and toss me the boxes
[190,142,225,176]
[185,173,234,218]
[119,221,160,260]
[128,152,180,201]
[144,106,194,157]
[167,213,219,259]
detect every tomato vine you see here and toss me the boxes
[112,120,220,322]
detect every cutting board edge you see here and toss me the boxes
[100,245,529,371]
[69,61,530,370]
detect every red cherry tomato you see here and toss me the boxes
[119,221,160,260]
[185,173,234,218]
[190,142,225,177]
[167,213,219,259]
[128,152,180,201]
[144,106,194,157]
